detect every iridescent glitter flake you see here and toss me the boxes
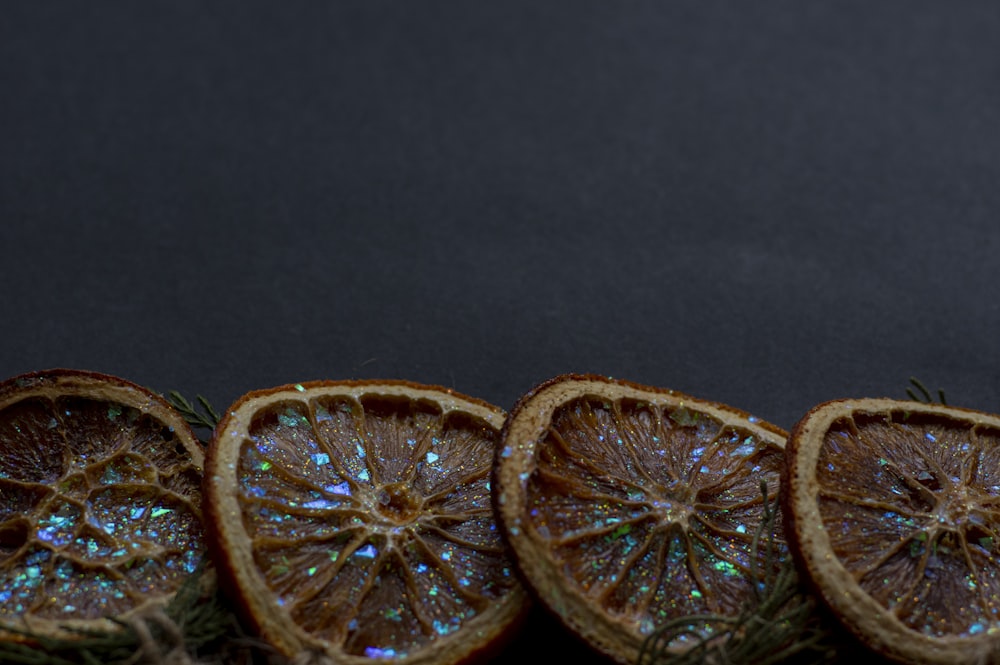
[0,370,205,638]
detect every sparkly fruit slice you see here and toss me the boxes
[0,369,205,639]
[204,380,529,664]
[492,374,788,665]
[783,398,1000,665]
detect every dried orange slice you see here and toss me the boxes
[783,398,1000,664]
[204,379,529,663]
[0,369,205,639]
[492,374,788,664]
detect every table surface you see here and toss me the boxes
[3,2,999,662]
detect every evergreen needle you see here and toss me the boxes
[166,390,222,433]
[906,377,947,405]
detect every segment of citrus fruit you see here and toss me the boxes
[203,379,529,664]
[491,374,789,664]
[783,398,1000,665]
[0,369,205,639]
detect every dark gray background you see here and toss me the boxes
[3,2,999,661]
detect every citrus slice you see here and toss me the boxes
[203,379,529,664]
[783,398,1000,664]
[492,374,789,664]
[0,368,205,639]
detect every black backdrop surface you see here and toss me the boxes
[3,2,1000,662]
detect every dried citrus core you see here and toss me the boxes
[205,380,528,664]
[0,369,205,638]
[783,398,1000,665]
[493,375,788,665]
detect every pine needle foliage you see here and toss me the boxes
[906,376,947,405]
[167,391,222,433]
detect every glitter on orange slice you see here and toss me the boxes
[204,379,529,665]
[0,369,205,640]
[783,398,1000,665]
[492,374,788,665]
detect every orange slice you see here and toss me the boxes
[203,379,529,663]
[492,374,788,664]
[783,398,1000,664]
[0,369,205,639]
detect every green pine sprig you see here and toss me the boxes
[905,376,947,405]
[167,391,222,434]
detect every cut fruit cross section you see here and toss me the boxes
[204,379,529,665]
[783,398,1000,665]
[0,369,205,640]
[492,374,788,665]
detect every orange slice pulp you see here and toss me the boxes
[0,368,205,639]
[783,397,1000,665]
[492,374,788,664]
[204,379,529,664]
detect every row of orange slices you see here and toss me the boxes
[1,369,999,665]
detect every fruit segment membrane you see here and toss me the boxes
[234,393,520,657]
[0,395,204,624]
[506,394,786,637]
[816,410,1000,637]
